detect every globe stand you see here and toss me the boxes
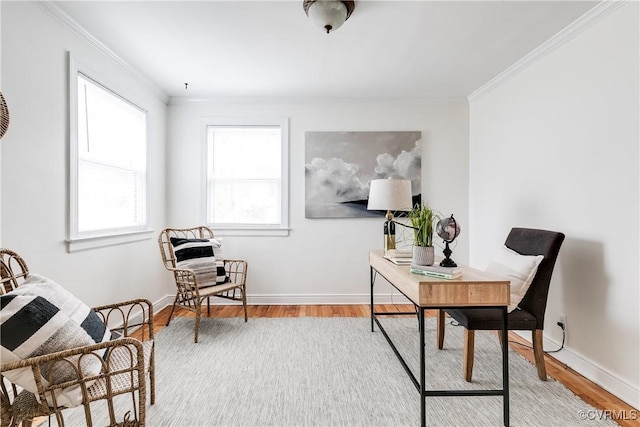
[437,214,459,268]
[440,241,457,267]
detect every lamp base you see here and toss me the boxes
[384,219,396,252]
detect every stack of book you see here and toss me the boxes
[383,249,413,265]
[410,263,462,279]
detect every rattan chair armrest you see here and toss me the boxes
[0,337,144,373]
[169,267,198,279]
[92,298,152,314]
[222,258,247,264]
[168,267,207,297]
[92,299,155,340]
[223,259,248,286]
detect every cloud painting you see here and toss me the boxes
[305,131,422,218]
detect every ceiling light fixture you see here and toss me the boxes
[303,0,355,34]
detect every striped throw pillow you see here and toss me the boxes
[170,237,229,287]
[0,274,112,408]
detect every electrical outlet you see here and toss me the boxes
[557,315,567,331]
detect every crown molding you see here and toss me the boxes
[168,95,468,106]
[33,0,170,104]
[468,0,627,102]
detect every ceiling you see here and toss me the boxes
[53,0,598,99]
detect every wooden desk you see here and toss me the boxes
[369,250,511,427]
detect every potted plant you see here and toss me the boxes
[408,203,437,266]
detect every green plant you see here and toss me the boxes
[408,203,436,247]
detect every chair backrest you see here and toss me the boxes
[0,249,30,295]
[505,228,565,329]
[158,226,215,270]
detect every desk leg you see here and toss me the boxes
[419,307,426,427]
[370,266,375,332]
[502,306,510,426]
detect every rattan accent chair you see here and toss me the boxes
[158,226,248,343]
[0,249,155,427]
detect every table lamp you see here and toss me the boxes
[367,178,413,253]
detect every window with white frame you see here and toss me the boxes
[69,70,149,248]
[205,118,289,236]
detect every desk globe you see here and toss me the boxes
[436,215,460,267]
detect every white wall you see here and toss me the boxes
[168,98,469,304]
[0,1,3,245]
[469,2,639,408]
[0,2,172,307]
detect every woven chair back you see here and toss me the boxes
[158,226,215,270]
[0,249,30,295]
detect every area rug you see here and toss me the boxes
[45,316,615,426]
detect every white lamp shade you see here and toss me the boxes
[367,179,413,211]
[307,0,348,33]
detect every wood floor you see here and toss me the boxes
[155,304,639,426]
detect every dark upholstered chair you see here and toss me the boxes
[437,228,565,381]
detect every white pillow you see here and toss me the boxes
[485,246,544,312]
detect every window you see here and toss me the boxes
[68,60,151,251]
[205,118,289,236]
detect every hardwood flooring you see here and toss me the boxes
[152,304,639,426]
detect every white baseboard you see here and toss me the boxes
[515,331,640,409]
[245,293,412,305]
[154,293,411,309]
[153,295,175,312]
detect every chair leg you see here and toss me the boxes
[207,296,211,317]
[436,309,445,349]
[496,329,504,350]
[533,329,547,380]
[165,295,179,327]
[463,329,475,382]
[194,304,201,343]
[242,286,248,322]
[149,349,156,405]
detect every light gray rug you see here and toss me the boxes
[47,316,615,426]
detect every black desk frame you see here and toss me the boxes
[370,266,510,427]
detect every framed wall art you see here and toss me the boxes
[305,131,422,218]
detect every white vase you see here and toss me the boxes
[413,246,435,266]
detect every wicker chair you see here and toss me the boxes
[158,226,248,343]
[0,249,155,427]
